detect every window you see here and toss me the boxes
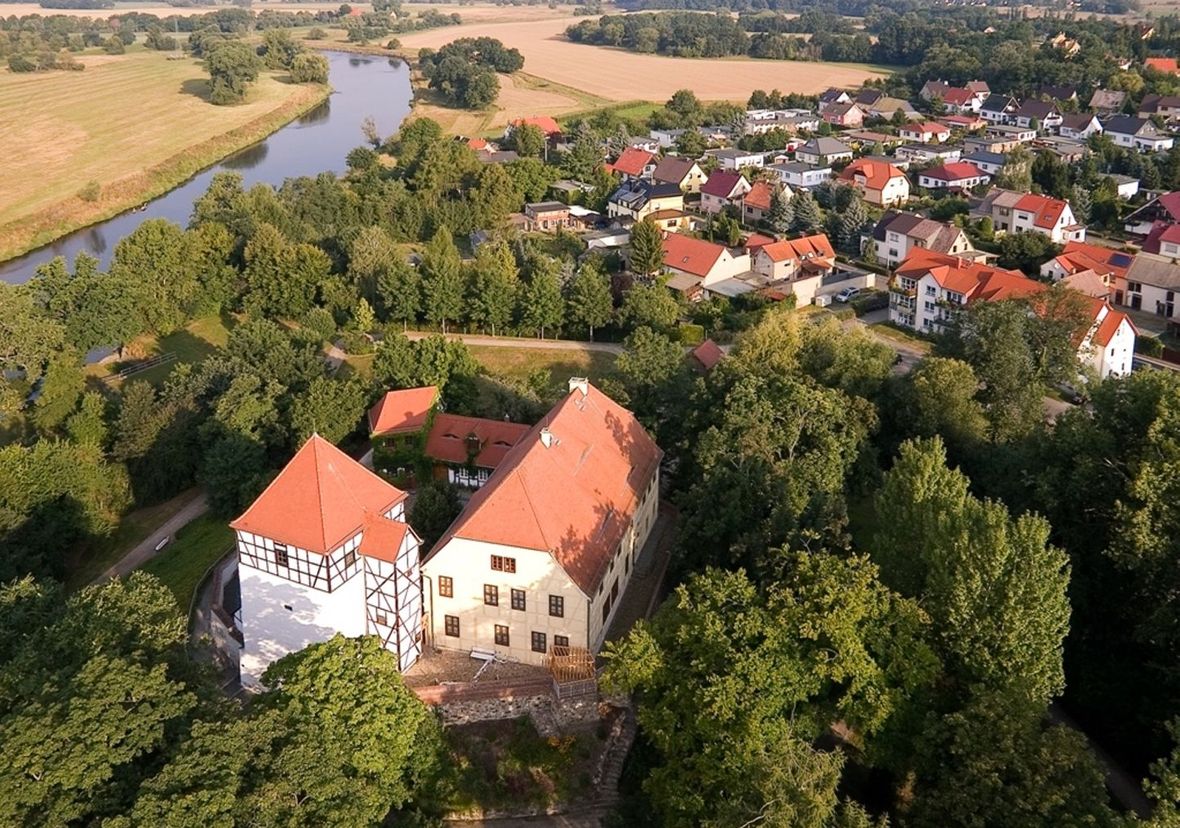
[602,598,611,622]
[491,555,517,573]
[439,576,453,598]
[531,631,547,653]
[274,544,289,567]
[511,589,526,611]
[376,610,388,626]
[549,594,564,618]
[925,285,936,296]
[611,579,619,602]
[483,584,499,606]
[495,624,510,646]
[444,615,459,637]
[343,549,356,568]
[555,634,570,649]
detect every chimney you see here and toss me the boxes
[568,377,589,396]
[540,427,556,448]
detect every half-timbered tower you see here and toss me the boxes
[230,435,423,689]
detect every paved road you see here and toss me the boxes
[403,331,624,355]
[92,492,210,585]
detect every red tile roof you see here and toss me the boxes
[608,147,656,177]
[368,387,439,437]
[1146,57,1180,74]
[922,162,987,182]
[838,158,905,192]
[743,180,774,212]
[231,435,407,555]
[758,233,836,265]
[512,116,561,135]
[906,121,949,135]
[701,170,746,199]
[1015,193,1069,230]
[1052,241,1134,279]
[467,138,489,150]
[896,249,1038,300]
[743,232,777,250]
[358,515,411,564]
[690,339,724,371]
[942,88,975,106]
[1093,306,1134,347]
[1143,221,1180,254]
[428,384,662,596]
[425,413,531,470]
[662,232,728,278]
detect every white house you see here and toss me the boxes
[422,380,661,666]
[917,161,990,190]
[837,159,910,207]
[869,211,976,268]
[976,189,1086,243]
[750,233,837,305]
[700,170,752,215]
[231,435,424,690]
[1104,116,1175,152]
[795,137,853,166]
[961,150,1007,175]
[1124,252,1180,321]
[895,144,962,164]
[1059,113,1103,141]
[1076,297,1137,379]
[768,161,832,189]
[899,122,952,143]
[706,148,766,171]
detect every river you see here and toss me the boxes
[0,50,414,284]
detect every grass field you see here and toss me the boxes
[139,514,234,609]
[87,312,236,387]
[0,49,327,261]
[467,345,619,388]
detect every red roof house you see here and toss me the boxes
[607,147,656,178]
[1146,57,1180,74]
[368,386,440,438]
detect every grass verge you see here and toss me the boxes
[139,514,234,610]
[467,345,619,386]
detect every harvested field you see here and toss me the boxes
[0,0,359,17]
[396,16,890,103]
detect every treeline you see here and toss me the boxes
[419,36,524,109]
[566,11,749,58]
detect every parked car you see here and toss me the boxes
[835,286,861,303]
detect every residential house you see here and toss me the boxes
[844,130,902,148]
[962,150,1007,175]
[646,209,697,233]
[422,414,531,489]
[795,137,854,166]
[750,233,837,305]
[895,143,963,164]
[818,88,852,112]
[606,180,684,221]
[976,189,1086,242]
[1076,298,1137,379]
[1138,94,1180,121]
[476,149,520,165]
[650,128,685,149]
[741,180,781,225]
[1089,88,1127,114]
[1124,253,1180,320]
[866,97,921,121]
[1035,84,1079,104]
[506,116,562,139]
[838,158,910,207]
[1105,174,1141,200]
[853,88,885,108]
[985,124,1038,144]
[940,114,988,132]
[1059,113,1103,141]
[744,108,820,135]
[1143,222,1180,258]
[768,161,832,189]
[869,211,976,268]
[524,201,575,233]
[899,122,952,143]
[628,137,662,153]
[606,147,657,180]
[1049,33,1081,57]
[1125,191,1180,234]
[707,148,767,171]
[661,231,751,296]
[917,161,990,190]
[700,171,752,215]
[232,436,424,689]
[980,94,1019,124]
[1145,56,1180,75]
[1010,99,1063,132]
[652,156,707,194]
[920,80,988,113]
[422,380,661,667]
[1040,240,1135,302]
[1103,116,1175,152]
[1031,135,1090,164]
[822,102,866,128]
[689,339,724,372]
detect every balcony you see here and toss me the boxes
[889,283,918,298]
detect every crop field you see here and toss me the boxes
[0,49,325,260]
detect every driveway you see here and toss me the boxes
[92,493,210,585]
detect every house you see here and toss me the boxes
[895,143,963,164]
[661,231,751,295]
[917,161,990,190]
[750,233,837,305]
[980,94,1019,124]
[1138,94,1180,121]
[853,88,884,107]
[1035,84,1079,104]
[1124,252,1180,321]
[232,436,424,689]
[1031,135,1089,164]
[607,180,684,221]
[837,158,909,207]
[506,116,562,138]
[1145,56,1180,75]
[741,180,781,225]
[976,189,1086,243]
[1058,113,1103,141]
[1076,298,1137,379]
[1010,100,1062,132]
[1089,89,1127,114]
[1125,191,1180,234]
[649,128,685,149]
[888,248,1041,334]
[1105,174,1141,200]
[700,170,752,215]
[689,339,724,372]
[921,79,989,112]
[1143,222,1180,258]
[1049,33,1081,57]
[524,201,575,233]
[423,414,531,489]
[368,385,439,441]
[707,148,766,171]
[869,211,977,268]
[844,130,901,148]
[962,150,1007,176]
[822,102,866,128]
[985,124,1038,144]
[1040,240,1135,302]
[1103,116,1175,153]
[866,97,921,121]
[652,156,707,193]
[628,137,662,153]
[940,114,987,132]
[899,122,951,143]
[768,161,832,189]
[606,147,657,179]
[795,137,853,166]
[818,88,852,111]
[744,108,821,135]
[476,149,520,165]
[422,380,661,666]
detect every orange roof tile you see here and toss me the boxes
[358,515,411,564]
[1054,241,1134,279]
[512,116,561,135]
[743,180,774,212]
[368,387,439,437]
[231,435,407,555]
[690,339,724,371]
[896,249,1036,300]
[662,232,728,278]
[838,158,905,192]
[758,233,836,264]
[1146,57,1180,74]
[425,413,531,470]
[1093,307,1133,346]
[428,384,662,596]
[1015,192,1068,230]
[608,147,655,177]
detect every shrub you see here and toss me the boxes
[339,330,375,355]
[78,181,102,203]
[677,322,705,345]
[1135,335,1164,358]
[851,291,889,315]
[301,307,337,343]
[307,27,327,39]
[7,54,36,72]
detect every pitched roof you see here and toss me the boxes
[231,435,407,555]
[690,339,724,371]
[512,115,561,134]
[1052,241,1135,278]
[757,233,835,265]
[1060,269,1114,299]
[652,155,697,185]
[368,386,439,437]
[896,248,1037,300]
[1059,112,1100,131]
[1126,252,1180,290]
[425,413,531,470]
[357,515,410,564]
[1146,56,1180,74]
[608,147,655,177]
[1104,115,1158,136]
[838,158,906,191]
[1014,192,1070,229]
[921,161,986,182]
[1090,89,1126,110]
[981,94,1017,112]
[743,180,775,212]
[942,87,975,106]
[1092,306,1133,347]
[662,232,728,278]
[428,383,662,596]
[1143,221,1180,253]
[904,121,949,135]
[700,170,747,198]
[1015,99,1060,119]
[799,137,852,156]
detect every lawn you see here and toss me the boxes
[467,345,619,391]
[0,48,327,260]
[139,514,234,610]
[88,312,236,386]
[868,322,934,353]
[66,487,202,591]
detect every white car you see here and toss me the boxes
[834,287,861,303]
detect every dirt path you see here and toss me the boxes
[92,493,210,585]
[403,331,624,355]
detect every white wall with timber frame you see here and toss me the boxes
[363,527,424,672]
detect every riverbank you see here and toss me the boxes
[0,51,330,263]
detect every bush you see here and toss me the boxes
[78,181,102,203]
[1135,335,1164,358]
[677,322,705,345]
[7,54,36,72]
[339,330,375,355]
[307,27,327,39]
[830,306,855,321]
[850,291,889,315]
[301,307,337,343]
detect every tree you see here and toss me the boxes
[619,282,681,333]
[420,228,463,333]
[109,219,195,335]
[372,333,421,389]
[258,28,300,70]
[206,40,262,105]
[837,193,868,253]
[201,432,269,517]
[348,224,399,303]
[409,480,463,549]
[791,189,823,233]
[377,258,421,330]
[519,260,564,339]
[31,355,84,435]
[353,297,376,334]
[510,123,546,158]
[289,376,367,444]
[467,241,518,335]
[888,356,988,458]
[65,391,108,448]
[666,88,703,126]
[289,51,328,84]
[629,217,665,277]
[767,186,793,234]
[242,224,327,318]
[565,260,614,340]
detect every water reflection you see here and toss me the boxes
[1,51,413,284]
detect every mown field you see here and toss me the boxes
[0,48,326,260]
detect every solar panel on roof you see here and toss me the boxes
[1111,253,1133,267]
